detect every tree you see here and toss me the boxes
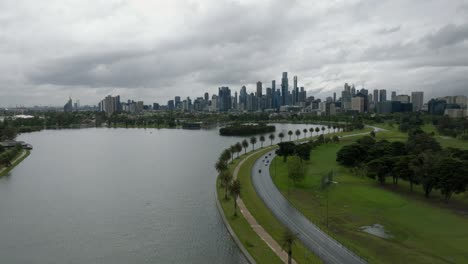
[295,129,301,140]
[269,133,275,146]
[278,132,285,142]
[230,179,241,216]
[328,124,331,134]
[250,136,257,151]
[410,152,438,198]
[221,149,231,164]
[220,171,233,200]
[332,135,340,143]
[336,143,367,167]
[332,125,337,133]
[406,130,441,155]
[295,143,312,162]
[235,142,242,158]
[302,128,307,138]
[434,158,468,202]
[309,127,314,137]
[315,127,320,136]
[357,136,376,148]
[370,130,376,138]
[242,139,249,154]
[393,156,418,190]
[321,126,326,135]
[281,229,298,264]
[288,157,305,185]
[288,130,293,141]
[366,157,394,184]
[215,159,227,174]
[276,142,296,162]
[259,135,265,148]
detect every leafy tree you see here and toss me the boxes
[434,158,468,202]
[336,144,367,167]
[295,129,301,140]
[366,157,394,184]
[315,127,320,135]
[215,159,227,174]
[321,126,326,135]
[230,179,241,216]
[281,229,298,264]
[302,128,307,138]
[356,136,376,148]
[278,132,285,142]
[393,155,418,190]
[276,142,296,162]
[309,127,314,137]
[221,149,231,163]
[370,130,376,138]
[229,145,236,163]
[295,143,312,162]
[220,171,233,200]
[332,135,340,143]
[250,136,257,151]
[406,130,441,155]
[288,157,305,184]
[410,152,439,198]
[242,139,249,154]
[288,130,293,141]
[259,135,265,148]
[269,133,275,146]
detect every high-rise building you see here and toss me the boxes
[175,96,181,109]
[218,87,232,112]
[204,92,209,102]
[379,89,387,102]
[373,89,379,103]
[64,98,73,112]
[293,76,298,105]
[351,85,356,96]
[333,92,336,102]
[351,96,365,113]
[394,95,410,103]
[281,72,289,105]
[99,95,120,116]
[256,81,263,97]
[167,100,175,110]
[411,92,424,112]
[391,91,397,101]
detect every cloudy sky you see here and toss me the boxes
[1,0,468,107]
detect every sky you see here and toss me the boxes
[1,0,468,107]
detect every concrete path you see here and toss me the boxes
[233,151,297,264]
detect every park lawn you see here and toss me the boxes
[421,123,468,150]
[271,135,468,263]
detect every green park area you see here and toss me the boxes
[270,124,468,263]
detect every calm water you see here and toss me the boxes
[0,123,322,263]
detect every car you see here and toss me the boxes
[269,153,272,156]
[258,169,262,173]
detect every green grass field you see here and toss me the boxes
[270,129,468,263]
[0,150,30,177]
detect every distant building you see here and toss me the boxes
[376,101,413,114]
[351,96,365,113]
[64,98,73,112]
[394,95,410,103]
[445,108,467,118]
[256,81,263,97]
[373,89,379,104]
[281,72,289,105]
[411,92,424,112]
[99,95,120,116]
[218,87,231,112]
[379,89,387,102]
[428,99,446,115]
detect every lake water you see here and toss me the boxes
[0,123,324,263]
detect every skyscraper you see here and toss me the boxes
[333,92,336,102]
[373,89,379,103]
[204,92,209,102]
[256,81,263,97]
[391,91,397,101]
[293,76,298,105]
[281,72,289,105]
[379,89,387,102]
[351,85,356,96]
[64,98,73,112]
[218,87,232,112]
[411,92,424,112]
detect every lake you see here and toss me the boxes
[0,123,324,263]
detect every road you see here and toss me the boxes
[252,151,366,264]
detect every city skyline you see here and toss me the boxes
[1,1,468,107]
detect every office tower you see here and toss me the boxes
[394,95,410,103]
[175,96,181,109]
[218,87,232,112]
[391,91,397,101]
[204,92,209,102]
[266,88,272,109]
[64,98,73,112]
[99,95,120,116]
[352,96,365,113]
[369,94,373,103]
[167,100,175,110]
[379,89,387,102]
[281,72,289,105]
[333,92,336,102]
[344,83,351,93]
[293,76,298,105]
[233,91,238,110]
[256,81,263,97]
[299,87,306,103]
[373,89,379,103]
[351,85,356,96]
[411,92,424,112]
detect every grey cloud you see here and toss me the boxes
[425,23,468,49]
[376,25,401,34]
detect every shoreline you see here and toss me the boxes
[0,150,31,177]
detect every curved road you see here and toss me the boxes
[252,151,366,264]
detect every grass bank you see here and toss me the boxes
[270,130,468,263]
[0,150,30,177]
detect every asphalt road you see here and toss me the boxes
[252,151,366,264]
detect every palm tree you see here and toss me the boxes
[221,171,232,200]
[288,130,293,141]
[259,135,265,148]
[229,145,236,163]
[321,126,326,135]
[302,128,307,138]
[333,125,336,133]
[278,132,285,142]
[295,129,301,140]
[328,125,331,134]
[230,179,241,216]
[235,142,242,158]
[281,229,298,264]
[315,127,320,136]
[269,133,275,146]
[309,127,314,137]
[221,149,231,163]
[250,136,257,151]
[242,139,249,154]
[215,159,227,174]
